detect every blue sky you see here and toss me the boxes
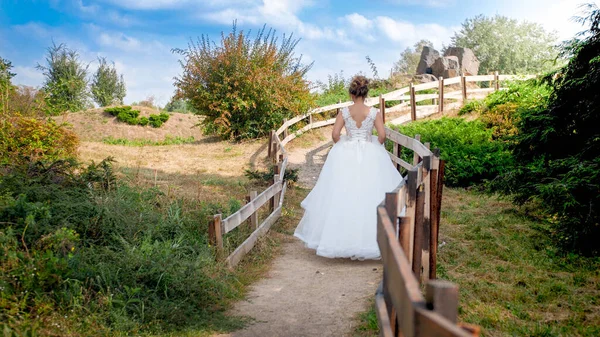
[0,0,590,106]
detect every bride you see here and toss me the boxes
[294,75,404,260]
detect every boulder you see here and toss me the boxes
[444,47,480,76]
[416,46,440,75]
[431,56,460,79]
[413,74,438,83]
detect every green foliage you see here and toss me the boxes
[494,4,600,255]
[164,97,197,114]
[0,115,79,165]
[103,136,196,146]
[390,118,513,187]
[450,15,559,74]
[458,99,485,115]
[37,43,90,115]
[104,106,170,127]
[1,56,16,115]
[0,159,245,333]
[149,112,170,128]
[90,57,126,107]
[173,23,314,140]
[393,39,434,75]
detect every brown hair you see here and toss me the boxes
[348,75,369,98]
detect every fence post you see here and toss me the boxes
[413,174,425,283]
[283,119,289,139]
[422,145,432,282]
[438,76,444,113]
[425,280,459,324]
[249,191,258,229]
[267,130,274,160]
[208,214,223,256]
[272,136,278,164]
[410,83,417,121]
[380,94,386,124]
[430,148,441,279]
[392,142,402,172]
[494,71,500,91]
[461,74,467,102]
[406,168,418,265]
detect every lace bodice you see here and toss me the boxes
[342,107,378,141]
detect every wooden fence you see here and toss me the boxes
[208,73,532,275]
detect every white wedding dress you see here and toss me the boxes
[294,107,404,260]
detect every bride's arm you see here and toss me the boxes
[332,111,345,143]
[374,110,386,144]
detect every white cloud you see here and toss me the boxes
[376,16,453,47]
[12,66,46,88]
[345,13,373,30]
[98,32,142,52]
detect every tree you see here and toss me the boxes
[37,43,89,114]
[0,57,16,115]
[91,57,126,107]
[173,23,314,140]
[393,40,434,74]
[503,4,600,255]
[450,15,558,74]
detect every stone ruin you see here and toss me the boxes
[415,46,480,81]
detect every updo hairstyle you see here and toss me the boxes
[348,75,369,98]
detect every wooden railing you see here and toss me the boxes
[209,72,533,272]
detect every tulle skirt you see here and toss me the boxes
[294,135,404,260]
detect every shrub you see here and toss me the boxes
[0,159,243,333]
[390,117,513,187]
[148,112,169,128]
[173,23,314,140]
[104,106,169,128]
[0,115,79,165]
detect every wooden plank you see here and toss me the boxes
[467,88,494,95]
[308,101,353,115]
[498,74,536,81]
[375,285,395,337]
[464,74,494,82]
[415,307,472,337]
[422,154,432,282]
[442,76,461,85]
[436,160,446,245]
[310,118,336,128]
[439,77,444,113]
[413,134,421,166]
[494,71,500,91]
[412,81,440,91]
[398,216,411,259]
[406,168,418,265]
[209,214,223,255]
[225,204,283,268]
[461,75,467,101]
[222,182,283,233]
[267,130,274,159]
[378,206,425,337]
[410,84,417,121]
[429,151,440,279]
[388,152,414,171]
[280,157,288,182]
[414,94,439,102]
[385,128,432,160]
[380,95,386,124]
[412,184,425,283]
[425,280,459,324]
[386,192,399,234]
[381,86,410,101]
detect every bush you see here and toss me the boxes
[173,23,314,140]
[104,106,169,128]
[149,112,170,128]
[0,159,244,333]
[494,4,600,255]
[390,117,513,187]
[458,99,485,115]
[91,57,126,107]
[0,115,79,165]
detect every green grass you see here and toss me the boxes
[103,136,196,146]
[355,188,600,337]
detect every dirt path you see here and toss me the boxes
[223,127,383,337]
